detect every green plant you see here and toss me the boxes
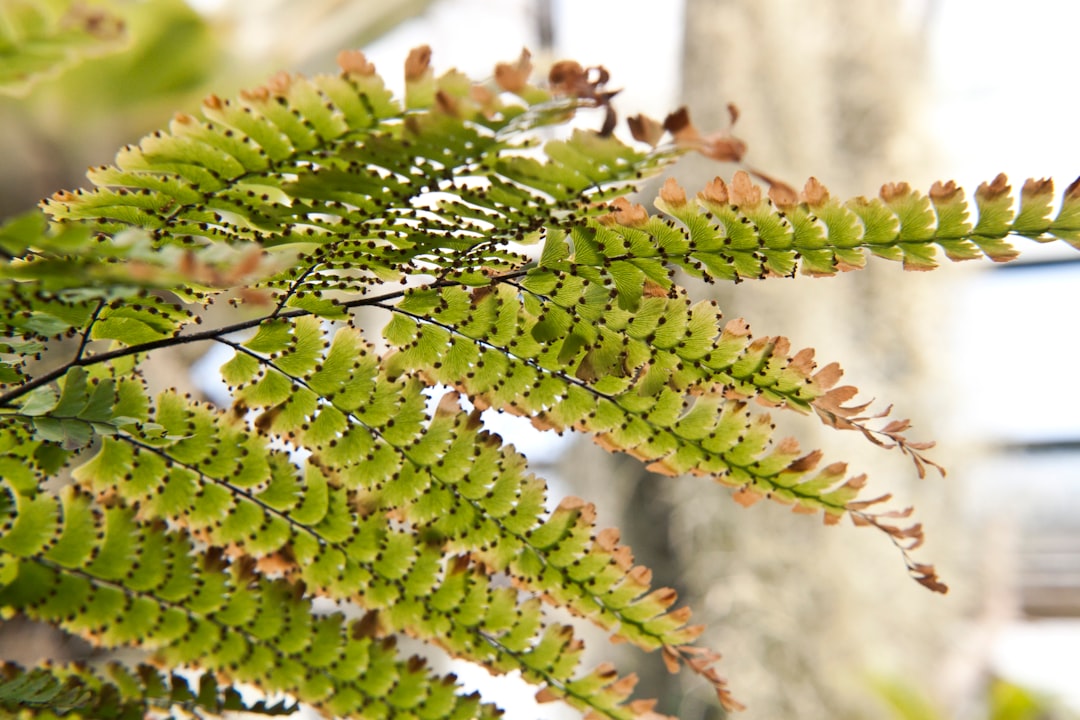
[872,675,1080,720]
[1,42,1078,719]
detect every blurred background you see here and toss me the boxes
[1,0,1078,718]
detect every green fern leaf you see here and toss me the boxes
[0,481,505,719]
[0,661,299,718]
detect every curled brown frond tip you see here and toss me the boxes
[494,48,532,93]
[239,84,270,103]
[911,563,950,594]
[768,181,799,209]
[801,176,830,206]
[1021,177,1054,198]
[729,171,762,207]
[879,181,914,203]
[929,179,961,202]
[976,172,1011,201]
[627,113,665,147]
[337,49,376,76]
[698,176,729,205]
[849,506,948,594]
[598,197,649,227]
[811,383,945,479]
[659,178,687,207]
[65,4,125,40]
[662,106,692,138]
[405,45,433,81]
[662,645,745,712]
[548,59,619,135]
[1065,176,1080,200]
[663,106,747,163]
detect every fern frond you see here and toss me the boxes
[0,0,125,96]
[585,173,1080,284]
[380,279,931,553]
[43,49,672,321]
[0,481,504,719]
[5,51,719,716]
[62,344,701,718]
[0,660,297,718]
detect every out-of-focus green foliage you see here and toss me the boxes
[0,0,220,219]
[0,0,126,96]
[873,676,1080,720]
[46,0,218,111]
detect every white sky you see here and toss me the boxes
[363,0,684,119]
[929,0,1080,710]
[929,0,1080,192]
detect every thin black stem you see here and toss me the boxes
[121,432,327,551]
[371,298,602,398]
[270,262,321,319]
[71,300,105,364]
[376,290,863,514]
[0,270,528,409]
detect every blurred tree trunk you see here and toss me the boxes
[566,2,983,718]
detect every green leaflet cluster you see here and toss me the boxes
[41,48,668,321]
[210,316,710,713]
[0,661,296,718]
[42,322,704,718]
[382,280,904,530]
[0,481,501,719]
[581,173,1080,283]
[1,47,718,719]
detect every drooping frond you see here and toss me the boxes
[380,272,941,592]
[0,0,125,95]
[2,48,719,718]
[56,326,720,716]
[0,481,505,719]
